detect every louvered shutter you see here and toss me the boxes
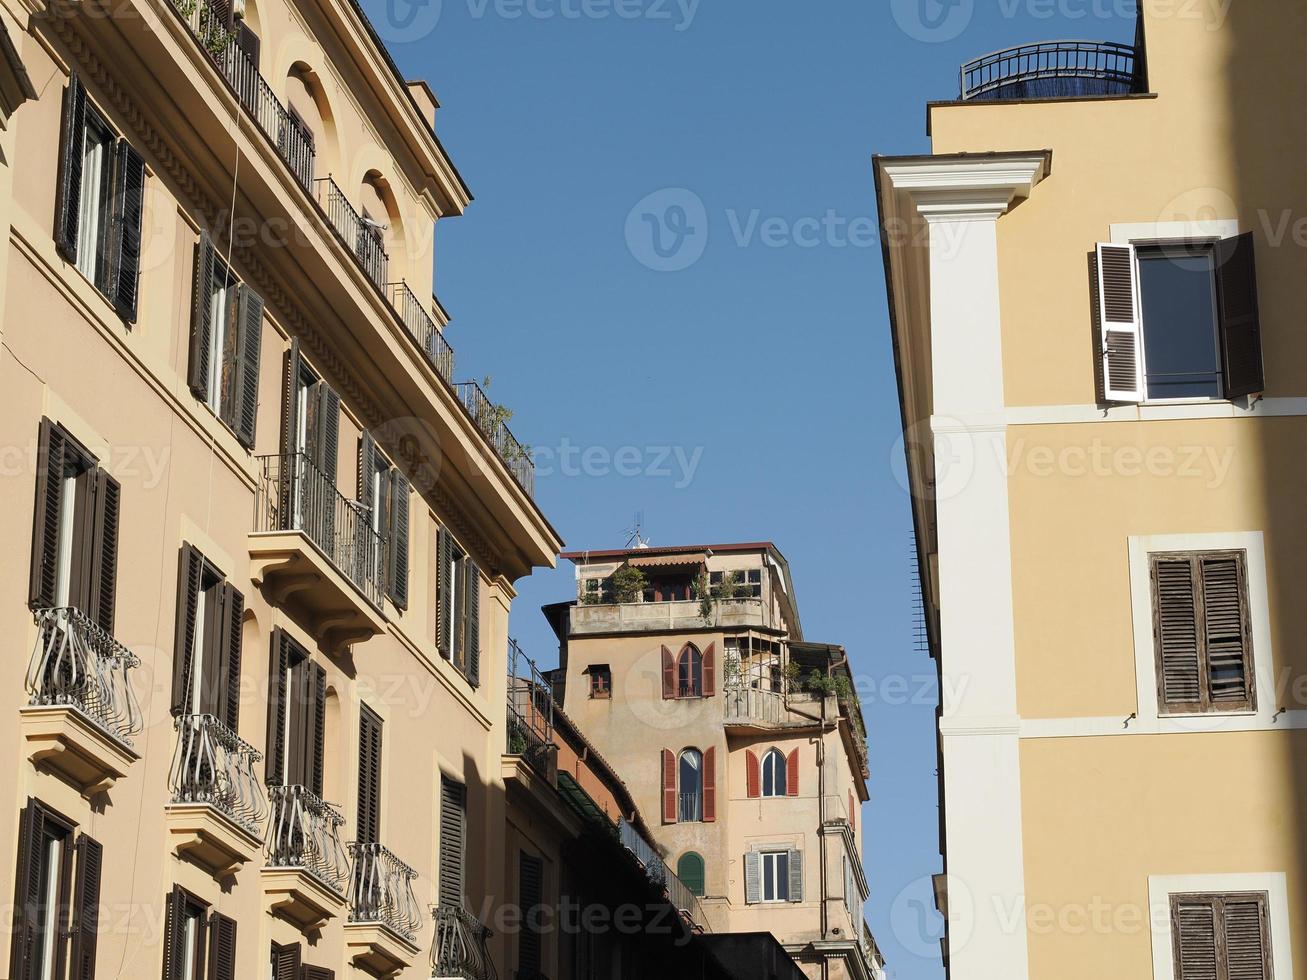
[88,468,120,633]
[702,642,716,697]
[300,967,334,980]
[1172,893,1271,980]
[661,749,677,824]
[849,790,856,834]
[220,584,244,731]
[387,472,411,610]
[310,663,326,797]
[309,383,340,486]
[11,801,47,979]
[436,528,452,658]
[465,562,480,686]
[161,886,187,980]
[70,834,103,980]
[746,749,760,799]
[172,545,203,716]
[280,340,302,526]
[188,232,216,400]
[270,942,300,980]
[55,73,87,262]
[1174,898,1219,980]
[518,854,543,975]
[1095,242,1145,402]
[661,646,675,700]
[358,431,378,514]
[109,139,146,323]
[438,779,467,908]
[702,746,716,822]
[357,705,382,845]
[232,285,263,450]
[207,912,236,980]
[265,629,290,785]
[743,851,761,905]
[30,419,67,610]
[1223,895,1270,980]
[786,748,800,797]
[1215,233,1265,398]
[1200,554,1253,710]
[1153,556,1202,711]
[787,849,803,903]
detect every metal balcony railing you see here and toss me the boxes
[431,905,497,980]
[387,282,455,384]
[347,842,422,941]
[168,713,267,837]
[26,606,142,746]
[453,381,534,497]
[265,784,350,895]
[960,41,1142,102]
[315,176,388,290]
[506,638,554,778]
[617,818,708,930]
[171,0,316,189]
[254,452,385,608]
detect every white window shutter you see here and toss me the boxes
[744,852,760,904]
[788,849,803,902]
[1096,242,1145,402]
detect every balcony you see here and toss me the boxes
[166,713,266,877]
[453,381,534,497]
[389,282,455,384]
[959,41,1143,102]
[617,818,709,930]
[263,784,350,930]
[345,842,422,976]
[250,452,387,650]
[21,606,142,797]
[570,597,766,636]
[723,687,827,731]
[506,638,557,781]
[431,906,496,980]
[316,176,388,290]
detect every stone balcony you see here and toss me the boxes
[570,597,768,636]
[263,784,350,931]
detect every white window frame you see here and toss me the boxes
[1148,872,1292,980]
[75,110,114,285]
[759,849,790,903]
[760,748,786,799]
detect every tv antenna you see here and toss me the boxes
[624,512,649,549]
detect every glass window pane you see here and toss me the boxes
[1138,251,1221,399]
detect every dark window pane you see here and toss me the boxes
[1138,251,1221,399]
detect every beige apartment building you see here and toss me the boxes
[877,3,1306,979]
[545,542,886,980]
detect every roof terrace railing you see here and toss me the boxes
[453,381,535,497]
[388,282,455,384]
[960,40,1142,102]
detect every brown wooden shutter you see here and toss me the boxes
[30,419,67,610]
[161,886,187,980]
[300,967,334,980]
[746,749,760,799]
[849,790,856,834]
[702,641,716,697]
[1223,895,1271,980]
[270,942,301,980]
[518,853,544,975]
[11,800,47,979]
[786,748,800,797]
[1173,899,1218,979]
[465,562,480,687]
[1095,242,1144,403]
[436,527,452,658]
[1172,893,1271,980]
[387,473,410,611]
[265,629,290,785]
[1215,233,1265,398]
[220,584,244,731]
[661,646,675,700]
[232,285,263,450]
[172,545,203,716]
[306,382,340,484]
[438,778,467,908]
[188,232,216,400]
[702,746,716,822]
[70,833,102,980]
[88,469,120,633]
[281,339,302,458]
[55,73,87,262]
[662,749,677,823]
[310,663,326,797]
[108,139,146,323]
[357,432,378,512]
[1152,556,1202,711]
[1200,554,1254,710]
[356,704,382,844]
[207,912,236,980]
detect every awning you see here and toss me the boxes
[627,552,707,571]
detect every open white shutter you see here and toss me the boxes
[1096,242,1145,402]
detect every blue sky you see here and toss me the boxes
[363,2,1138,976]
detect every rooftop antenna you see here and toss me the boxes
[624,512,650,549]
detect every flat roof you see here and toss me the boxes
[561,542,778,562]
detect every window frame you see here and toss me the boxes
[676,644,703,699]
[1133,241,1225,403]
[759,850,790,903]
[1169,891,1272,980]
[588,665,611,700]
[760,748,787,799]
[710,568,762,599]
[1148,873,1291,980]
[676,852,706,898]
[677,748,703,823]
[74,104,115,290]
[203,255,241,423]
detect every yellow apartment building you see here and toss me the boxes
[877,3,1304,978]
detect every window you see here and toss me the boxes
[270,942,334,980]
[1170,892,1271,980]
[761,851,789,902]
[439,778,467,908]
[748,747,797,799]
[588,665,611,699]
[643,575,692,603]
[1150,550,1254,714]
[188,231,263,449]
[437,528,480,687]
[358,432,411,609]
[761,748,787,798]
[280,341,341,546]
[28,419,120,632]
[162,886,236,980]
[676,852,705,898]
[265,629,326,793]
[518,853,544,977]
[1095,236,1264,404]
[662,642,715,699]
[356,705,383,845]
[55,73,147,322]
[662,746,715,824]
[677,645,702,698]
[581,577,613,604]
[171,544,244,728]
[710,568,762,598]
[744,847,802,905]
[678,749,702,822]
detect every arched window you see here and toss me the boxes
[677,852,706,897]
[677,644,703,698]
[761,748,787,798]
[678,748,703,822]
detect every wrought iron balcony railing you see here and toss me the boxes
[617,818,708,929]
[388,282,455,384]
[265,784,351,895]
[347,842,422,941]
[26,606,142,746]
[506,638,554,778]
[168,713,267,837]
[316,176,389,290]
[254,452,385,608]
[431,905,497,980]
[453,381,534,497]
[171,0,315,189]
[960,40,1142,102]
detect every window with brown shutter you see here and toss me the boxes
[265,629,326,794]
[438,778,467,909]
[356,705,383,845]
[1171,892,1271,980]
[171,544,243,729]
[358,434,410,611]
[207,912,237,980]
[1151,550,1255,714]
[436,529,480,687]
[161,885,209,980]
[10,799,76,980]
[270,942,300,980]
[518,853,544,977]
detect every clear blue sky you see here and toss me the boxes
[363,3,1137,976]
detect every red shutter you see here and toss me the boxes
[703,746,716,822]
[702,642,716,697]
[746,749,760,799]
[661,646,674,700]
[786,748,800,796]
[662,749,677,823]
[849,790,856,833]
